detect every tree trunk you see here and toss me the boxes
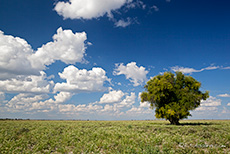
[169,118,180,125]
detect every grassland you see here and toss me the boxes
[0,120,229,153]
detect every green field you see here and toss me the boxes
[0,120,229,153]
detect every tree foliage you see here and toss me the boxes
[141,72,209,125]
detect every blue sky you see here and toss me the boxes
[0,0,230,120]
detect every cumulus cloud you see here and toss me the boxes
[82,92,136,115]
[200,96,221,107]
[138,92,150,108]
[115,92,136,109]
[54,65,110,93]
[6,92,73,112]
[58,103,103,114]
[31,92,73,111]
[195,106,218,111]
[126,106,152,115]
[0,71,54,93]
[0,28,88,79]
[0,30,37,79]
[75,104,103,112]
[0,27,91,94]
[124,92,152,116]
[54,92,73,104]
[195,96,221,111]
[54,0,147,28]
[54,0,131,20]
[139,101,150,108]
[171,65,230,74]
[29,27,87,70]
[58,91,136,116]
[101,104,115,112]
[227,103,230,106]
[4,89,153,119]
[99,90,125,104]
[113,62,149,86]
[58,104,77,112]
[6,93,49,111]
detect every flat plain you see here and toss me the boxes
[0,120,229,153]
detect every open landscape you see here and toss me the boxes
[1,0,230,153]
[0,120,229,153]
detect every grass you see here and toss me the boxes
[0,120,229,153]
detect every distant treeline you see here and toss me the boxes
[0,118,30,121]
[0,118,91,121]
[0,118,156,121]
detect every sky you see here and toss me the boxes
[0,0,230,120]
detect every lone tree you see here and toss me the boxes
[141,72,209,125]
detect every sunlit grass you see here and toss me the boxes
[0,120,229,153]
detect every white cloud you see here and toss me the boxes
[171,65,230,74]
[227,103,230,106]
[195,96,221,111]
[125,92,152,116]
[115,92,136,109]
[4,89,154,119]
[79,92,136,115]
[115,18,132,27]
[205,66,220,70]
[101,104,115,112]
[0,30,37,79]
[58,104,76,112]
[126,0,145,9]
[222,107,230,114]
[54,0,131,20]
[58,91,136,116]
[222,67,230,70]
[0,28,88,78]
[126,106,152,115]
[29,27,87,70]
[6,93,49,111]
[218,94,230,97]
[151,5,159,12]
[87,91,136,115]
[171,66,203,74]
[138,92,150,108]
[113,62,149,86]
[139,101,150,108]
[195,106,218,111]
[54,0,147,28]
[6,92,73,112]
[0,27,89,114]
[54,65,110,93]
[59,103,103,114]
[32,92,73,112]
[77,104,103,112]
[200,96,221,107]
[0,71,54,93]
[99,90,125,104]
[54,91,73,104]
[0,92,5,103]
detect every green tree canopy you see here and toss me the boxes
[141,72,209,125]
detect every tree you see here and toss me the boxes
[141,72,209,125]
